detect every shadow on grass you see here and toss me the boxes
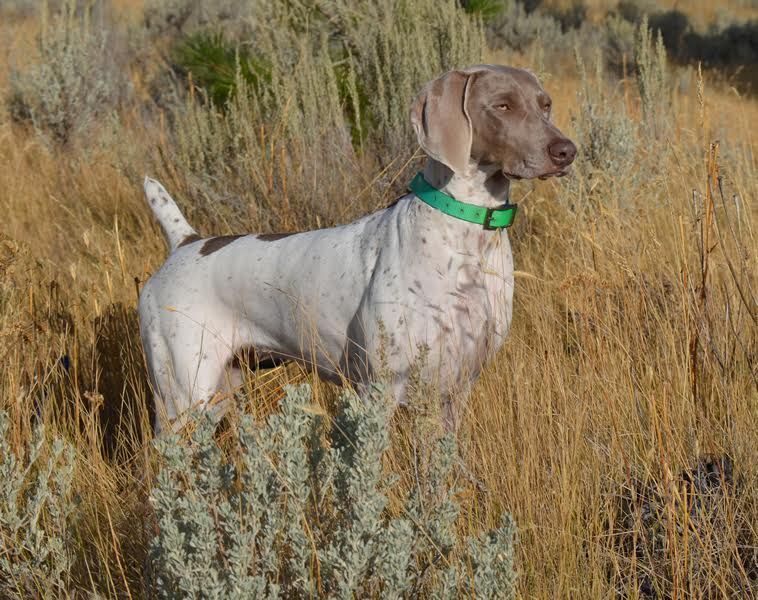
[93,302,154,460]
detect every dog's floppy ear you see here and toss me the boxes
[410,70,478,176]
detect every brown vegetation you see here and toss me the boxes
[0,0,755,597]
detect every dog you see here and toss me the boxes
[139,64,576,433]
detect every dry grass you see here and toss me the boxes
[0,1,755,597]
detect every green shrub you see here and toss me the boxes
[250,0,484,155]
[325,0,485,155]
[170,35,353,228]
[0,412,76,599]
[171,31,270,108]
[459,0,510,21]
[149,384,517,598]
[8,0,128,145]
[166,0,483,226]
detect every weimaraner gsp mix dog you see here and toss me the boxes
[139,65,576,433]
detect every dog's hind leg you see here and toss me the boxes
[145,325,235,434]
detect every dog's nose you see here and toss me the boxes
[547,139,577,167]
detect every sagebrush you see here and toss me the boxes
[0,412,75,599]
[149,384,517,598]
[8,0,128,144]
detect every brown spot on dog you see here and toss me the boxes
[200,234,245,256]
[257,232,298,242]
[179,234,201,247]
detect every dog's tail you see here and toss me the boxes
[143,177,199,252]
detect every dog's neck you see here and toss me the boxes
[422,160,510,209]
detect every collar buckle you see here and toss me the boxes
[483,207,497,230]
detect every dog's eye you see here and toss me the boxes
[543,102,552,112]
[495,103,510,112]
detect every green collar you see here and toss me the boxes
[408,172,517,229]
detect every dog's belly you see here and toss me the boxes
[207,219,387,376]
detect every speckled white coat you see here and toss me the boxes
[140,63,580,433]
[139,160,514,432]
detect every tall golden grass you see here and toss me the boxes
[0,0,755,597]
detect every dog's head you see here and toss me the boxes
[411,65,576,180]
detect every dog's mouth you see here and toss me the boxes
[502,167,571,181]
[537,168,571,180]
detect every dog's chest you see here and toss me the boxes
[449,232,513,351]
[384,215,515,359]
